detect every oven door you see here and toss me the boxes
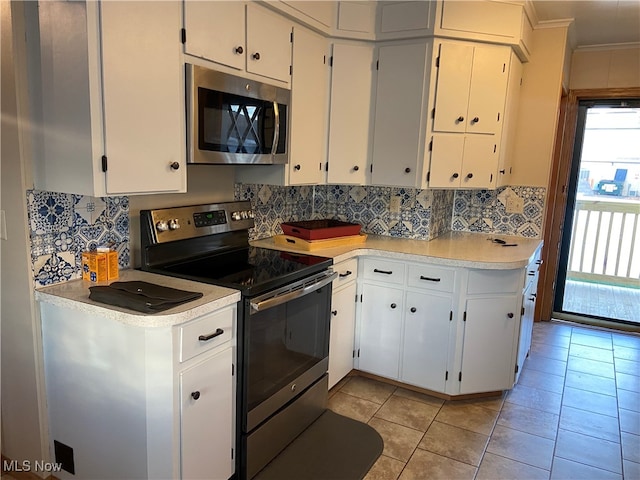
[243,270,336,432]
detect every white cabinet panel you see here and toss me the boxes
[246,4,293,83]
[371,41,430,187]
[466,45,511,135]
[361,258,406,285]
[433,42,474,134]
[289,26,329,185]
[36,1,186,196]
[459,296,520,394]
[328,283,357,388]
[180,348,234,480]
[429,134,497,189]
[401,291,452,392]
[327,43,374,184]
[358,283,403,379]
[179,307,235,362]
[183,1,245,71]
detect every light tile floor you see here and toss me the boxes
[329,320,640,480]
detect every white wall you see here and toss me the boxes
[510,24,569,187]
[1,1,50,473]
[570,45,640,90]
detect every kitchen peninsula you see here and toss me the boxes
[255,231,543,398]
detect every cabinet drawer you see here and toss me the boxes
[467,269,523,295]
[333,258,358,289]
[361,258,405,285]
[180,308,234,363]
[407,264,456,292]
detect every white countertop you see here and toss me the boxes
[35,269,241,328]
[36,232,541,327]
[252,231,543,269]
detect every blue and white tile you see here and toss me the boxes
[30,232,56,261]
[366,216,390,236]
[412,208,431,239]
[27,190,75,235]
[33,252,78,287]
[416,189,433,209]
[257,185,274,206]
[106,196,129,221]
[349,185,368,204]
[391,187,416,209]
[74,195,107,226]
[328,184,348,204]
[389,219,412,238]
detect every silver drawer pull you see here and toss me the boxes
[199,328,224,342]
[420,276,441,282]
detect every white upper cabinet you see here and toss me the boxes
[428,40,521,189]
[433,42,510,135]
[246,4,294,83]
[183,1,246,71]
[183,1,293,85]
[288,26,330,185]
[326,42,374,185]
[34,1,185,197]
[435,0,533,62]
[371,41,432,187]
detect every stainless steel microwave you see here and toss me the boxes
[186,64,289,165]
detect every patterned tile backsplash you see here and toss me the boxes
[234,184,545,242]
[26,185,545,286]
[27,190,130,287]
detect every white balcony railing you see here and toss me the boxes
[568,197,640,287]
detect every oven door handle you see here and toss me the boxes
[250,271,338,314]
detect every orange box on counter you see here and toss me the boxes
[82,249,119,282]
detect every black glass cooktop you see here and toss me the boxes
[160,246,332,296]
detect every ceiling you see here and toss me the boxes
[531,1,640,48]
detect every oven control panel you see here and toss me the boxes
[141,201,255,244]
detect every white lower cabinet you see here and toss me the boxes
[328,281,357,388]
[180,347,234,480]
[358,282,404,379]
[458,296,520,394]
[39,301,237,480]
[401,291,452,392]
[356,257,531,397]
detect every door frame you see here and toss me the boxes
[536,87,640,322]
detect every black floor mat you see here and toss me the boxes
[254,409,384,480]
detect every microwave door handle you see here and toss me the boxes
[271,101,280,155]
[250,271,337,314]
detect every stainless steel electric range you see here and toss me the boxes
[140,201,336,479]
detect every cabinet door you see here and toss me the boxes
[358,283,403,379]
[516,282,536,382]
[328,283,357,388]
[429,134,497,189]
[100,1,185,194]
[460,135,498,189]
[401,291,452,392]
[432,42,473,134]
[326,43,374,185]
[246,3,293,83]
[289,26,328,185]
[459,296,520,394]
[180,348,234,480]
[466,44,510,135]
[429,134,464,187]
[371,42,429,187]
[183,1,245,70]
